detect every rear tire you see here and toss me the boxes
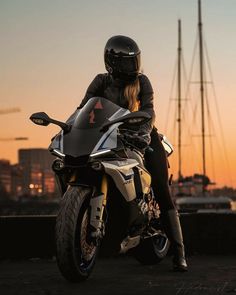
[134,233,170,265]
[56,186,99,282]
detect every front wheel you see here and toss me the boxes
[55,186,99,282]
[134,232,170,265]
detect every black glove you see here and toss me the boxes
[120,129,151,152]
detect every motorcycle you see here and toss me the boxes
[30,97,173,282]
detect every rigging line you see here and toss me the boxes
[184,29,206,175]
[184,88,202,174]
[208,113,217,182]
[203,36,233,187]
[169,115,177,179]
[164,56,178,134]
[191,93,200,134]
[183,35,197,123]
[168,90,178,166]
[189,70,204,171]
[181,51,188,86]
[175,94,202,176]
[180,51,189,126]
[200,38,214,179]
[201,39,217,183]
[180,121,200,177]
[184,29,198,99]
[181,85,202,175]
[172,104,178,147]
[182,124,202,175]
[204,71,216,182]
[181,49,200,171]
[181,52,189,104]
[206,108,227,187]
[183,29,198,125]
[191,101,203,172]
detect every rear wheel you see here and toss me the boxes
[134,232,170,265]
[56,186,100,282]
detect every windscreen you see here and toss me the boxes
[74,97,120,129]
[61,97,126,157]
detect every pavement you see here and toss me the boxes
[0,255,236,295]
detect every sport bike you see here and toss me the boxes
[30,97,173,282]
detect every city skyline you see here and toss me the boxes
[1,0,236,188]
[0,148,56,198]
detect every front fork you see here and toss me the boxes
[89,175,108,241]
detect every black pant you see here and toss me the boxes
[144,128,175,212]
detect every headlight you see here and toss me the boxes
[52,159,65,171]
[90,161,103,171]
[52,149,65,158]
[90,149,111,158]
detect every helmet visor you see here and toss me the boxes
[108,54,140,75]
[112,53,140,74]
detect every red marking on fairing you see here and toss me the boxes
[95,100,103,109]
[89,110,95,123]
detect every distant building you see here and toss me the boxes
[11,164,23,198]
[18,148,56,197]
[43,169,55,195]
[0,159,11,196]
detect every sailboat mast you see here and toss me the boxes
[198,0,206,177]
[177,19,182,180]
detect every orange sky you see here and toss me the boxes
[1,0,236,188]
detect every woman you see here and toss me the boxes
[79,35,188,272]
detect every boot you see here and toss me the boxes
[162,209,188,272]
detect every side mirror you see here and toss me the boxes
[30,112,71,132]
[100,111,151,132]
[30,112,51,126]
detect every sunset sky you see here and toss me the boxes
[1,0,236,188]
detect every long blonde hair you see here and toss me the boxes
[124,78,140,112]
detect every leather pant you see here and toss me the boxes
[144,127,175,212]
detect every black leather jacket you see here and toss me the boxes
[79,73,155,133]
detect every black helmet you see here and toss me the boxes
[104,35,141,83]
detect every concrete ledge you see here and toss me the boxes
[0,215,56,259]
[180,212,236,255]
[0,213,236,259]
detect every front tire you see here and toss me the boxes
[56,186,99,282]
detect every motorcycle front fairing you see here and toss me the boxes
[49,97,151,202]
[49,97,129,158]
